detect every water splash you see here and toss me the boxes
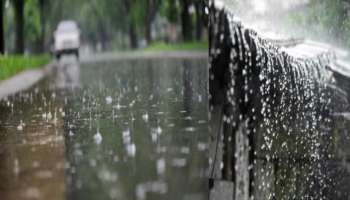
[106,96,113,104]
[94,129,103,145]
[17,120,25,131]
[209,3,342,199]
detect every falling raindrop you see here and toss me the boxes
[47,112,52,120]
[156,158,166,175]
[126,143,136,157]
[94,129,102,145]
[14,158,20,175]
[17,120,25,131]
[106,96,113,104]
[69,130,74,137]
[142,113,149,122]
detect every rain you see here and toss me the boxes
[0,58,208,200]
[209,0,350,199]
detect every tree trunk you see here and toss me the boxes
[194,0,203,41]
[129,23,138,49]
[145,0,152,45]
[0,0,4,54]
[180,0,193,41]
[38,0,45,53]
[98,24,108,51]
[90,1,109,51]
[14,0,24,54]
[145,0,159,45]
[123,0,138,49]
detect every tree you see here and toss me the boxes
[89,0,111,51]
[3,0,206,53]
[122,0,138,48]
[38,0,45,52]
[145,0,160,44]
[13,0,24,54]
[24,0,41,53]
[180,0,193,41]
[145,0,153,44]
[0,0,4,54]
[161,0,179,24]
[194,0,203,40]
[288,0,350,47]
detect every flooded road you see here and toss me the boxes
[0,55,209,200]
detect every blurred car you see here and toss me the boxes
[53,20,80,59]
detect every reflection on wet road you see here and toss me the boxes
[0,55,208,200]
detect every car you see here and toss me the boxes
[53,20,80,60]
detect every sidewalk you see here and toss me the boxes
[0,62,54,100]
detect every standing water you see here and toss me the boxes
[0,56,209,200]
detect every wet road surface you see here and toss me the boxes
[0,55,209,200]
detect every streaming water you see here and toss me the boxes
[210,3,350,200]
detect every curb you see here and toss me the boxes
[0,62,55,100]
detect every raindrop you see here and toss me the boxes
[171,158,187,167]
[142,113,149,122]
[69,130,74,137]
[185,127,196,132]
[47,112,52,120]
[180,146,190,154]
[123,128,131,144]
[17,120,25,131]
[106,96,113,104]
[126,143,136,157]
[14,158,20,175]
[94,130,102,145]
[156,158,166,175]
[156,126,162,134]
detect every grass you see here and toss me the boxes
[144,41,208,52]
[0,55,50,81]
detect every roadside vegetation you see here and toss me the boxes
[286,0,350,48]
[0,0,208,81]
[144,41,208,51]
[0,0,208,53]
[0,55,49,81]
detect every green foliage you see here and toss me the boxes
[24,0,41,42]
[4,1,15,52]
[144,41,208,51]
[0,54,49,80]
[44,0,129,47]
[287,0,350,47]
[161,0,179,23]
[3,0,206,52]
[130,0,147,27]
